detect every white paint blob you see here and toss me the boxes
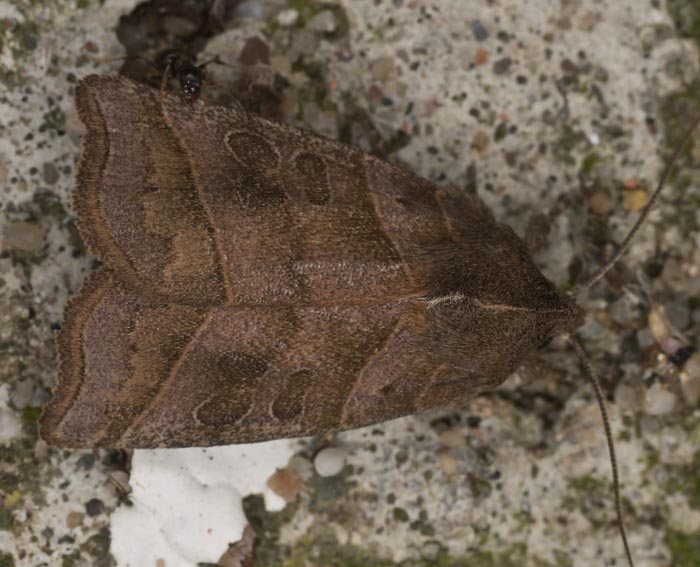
[111,440,298,567]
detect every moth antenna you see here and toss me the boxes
[570,114,700,296]
[563,335,634,567]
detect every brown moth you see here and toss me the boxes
[40,74,585,450]
[44,73,680,565]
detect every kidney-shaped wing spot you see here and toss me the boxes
[270,369,316,421]
[194,352,269,426]
[225,130,288,210]
[225,130,281,170]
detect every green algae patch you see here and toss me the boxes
[280,531,557,567]
[663,450,700,510]
[668,0,700,40]
[665,528,700,567]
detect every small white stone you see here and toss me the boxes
[644,382,676,416]
[310,10,336,33]
[614,382,642,414]
[277,9,298,27]
[314,447,346,477]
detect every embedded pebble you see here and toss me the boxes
[644,382,677,415]
[471,20,489,41]
[609,294,641,327]
[310,10,337,33]
[162,15,198,37]
[85,498,106,517]
[636,328,656,349]
[493,57,512,74]
[4,221,45,253]
[0,408,22,443]
[648,303,680,347]
[421,541,443,560]
[474,47,489,66]
[370,56,395,81]
[66,511,84,529]
[438,453,458,476]
[234,0,267,20]
[622,188,648,211]
[43,162,59,185]
[614,382,643,413]
[314,447,346,477]
[669,499,700,535]
[439,429,467,449]
[239,36,270,66]
[665,301,690,332]
[588,191,615,215]
[277,8,298,27]
[266,468,302,503]
[681,353,700,406]
[10,379,34,409]
[472,131,490,153]
[270,54,292,76]
[661,257,687,294]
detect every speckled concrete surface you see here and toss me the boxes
[1,0,700,566]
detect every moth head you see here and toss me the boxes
[538,296,584,350]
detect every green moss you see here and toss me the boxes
[658,79,700,239]
[512,509,535,532]
[392,507,409,522]
[40,108,66,133]
[272,529,557,567]
[578,151,599,182]
[21,406,43,439]
[409,510,436,536]
[563,474,612,528]
[665,528,700,566]
[466,472,492,499]
[61,551,82,567]
[567,474,605,493]
[394,450,409,466]
[385,129,411,154]
[664,450,700,509]
[0,506,17,531]
[667,0,700,41]
[643,448,661,471]
[80,527,115,566]
[552,124,588,166]
[288,0,325,18]
[0,551,15,567]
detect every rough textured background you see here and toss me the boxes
[1,0,700,566]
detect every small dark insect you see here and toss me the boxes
[154,49,227,105]
[116,49,233,105]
